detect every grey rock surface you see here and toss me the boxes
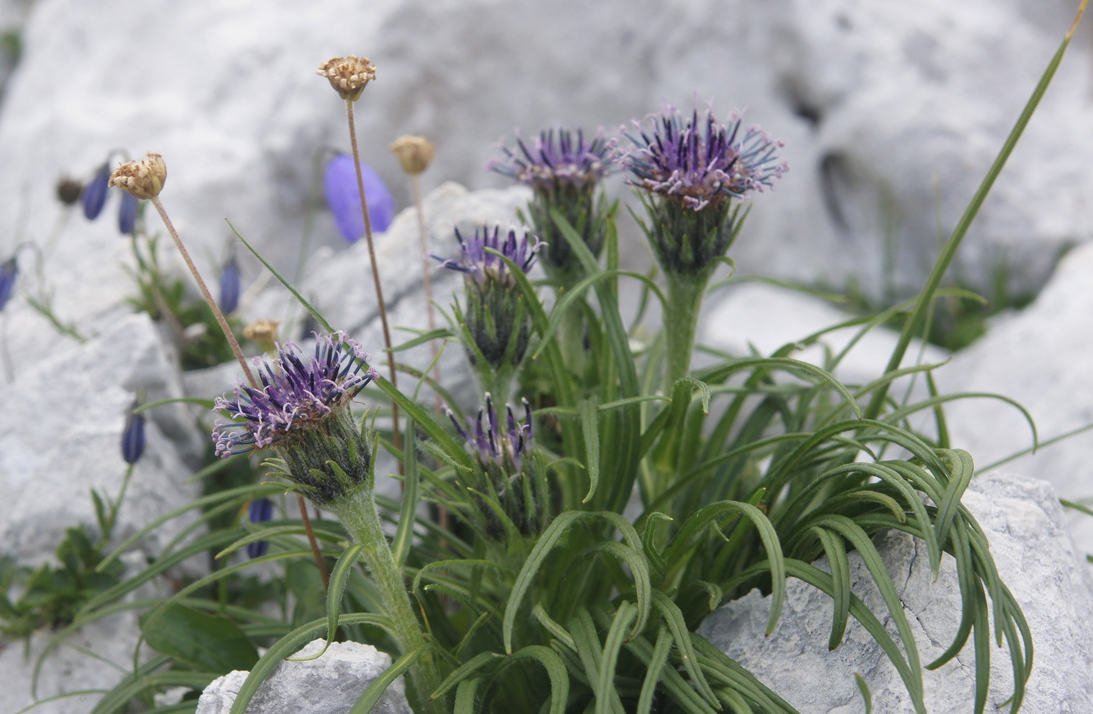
[935,240,1093,554]
[699,471,1093,713]
[196,639,412,714]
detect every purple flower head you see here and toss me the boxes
[435,225,543,290]
[489,128,618,193]
[623,104,787,211]
[118,191,139,235]
[121,399,146,465]
[219,252,242,315]
[0,256,17,312]
[323,153,395,243]
[212,332,379,458]
[82,164,111,220]
[447,395,533,475]
[246,497,274,559]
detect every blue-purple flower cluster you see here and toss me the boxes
[435,225,543,290]
[489,128,617,193]
[447,395,533,475]
[623,106,787,211]
[212,332,378,458]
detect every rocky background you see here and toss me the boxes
[1,0,1093,712]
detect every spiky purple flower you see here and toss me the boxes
[0,256,16,312]
[212,332,377,457]
[323,153,395,243]
[435,225,543,290]
[490,128,617,193]
[447,395,533,475]
[623,105,787,211]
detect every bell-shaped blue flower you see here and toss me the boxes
[82,164,111,220]
[0,256,16,312]
[121,400,146,465]
[118,191,139,235]
[323,153,395,243]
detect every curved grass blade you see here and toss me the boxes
[512,645,570,714]
[348,647,425,714]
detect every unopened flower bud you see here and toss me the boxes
[118,191,140,235]
[219,252,241,314]
[82,164,110,220]
[389,135,435,175]
[109,152,167,200]
[121,399,146,465]
[246,497,274,559]
[317,55,376,101]
[0,256,17,312]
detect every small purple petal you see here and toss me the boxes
[323,153,396,243]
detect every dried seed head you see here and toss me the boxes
[243,319,281,353]
[56,176,83,206]
[317,55,376,101]
[389,135,435,175]
[109,152,167,200]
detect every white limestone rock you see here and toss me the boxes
[0,311,201,568]
[698,471,1093,713]
[196,639,412,714]
[0,0,1089,378]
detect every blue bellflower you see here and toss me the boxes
[212,332,379,505]
[323,153,395,243]
[0,256,17,312]
[121,400,146,465]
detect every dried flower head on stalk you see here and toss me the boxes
[389,135,436,175]
[109,152,167,200]
[317,55,376,101]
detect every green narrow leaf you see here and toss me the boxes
[636,627,673,714]
[810,526,851,649]
[854,674,873,714]
[512,645,570,714]
[596,602,637,714]
[348,647,425,714]
[321,543,365,654]
[579,398,601,503]
[393,424,420,567]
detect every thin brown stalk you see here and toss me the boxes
[343,99,404,470]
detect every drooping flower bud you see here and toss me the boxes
[82,164,111,220]
[0,256,17,312]
[323,153,395,242]
[243,319,281,354]
[109,152,167,200]
[317,55,376,102]
[246,497,274,559]
[121,399,146,465]
[389,135,436,176]
[219,252,241,314]
[118,191,140,235]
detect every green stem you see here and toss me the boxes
[326,488,446,714]
[663,273,706,390]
